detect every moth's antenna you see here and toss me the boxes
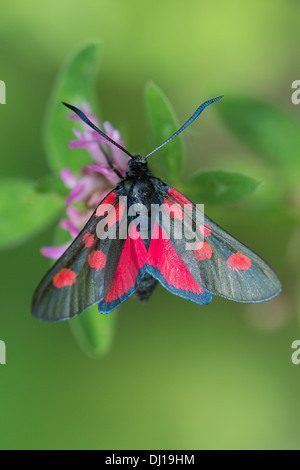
[145,95,224,160]
[62,102,134,159]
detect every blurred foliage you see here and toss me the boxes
[44,43,100,175]
[0,178,63,249]
[145,82,183,184]
[185,170,260,204]
[35,174,70,198]
[217,96,300,176]
[70,307,117,358]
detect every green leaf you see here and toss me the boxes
[184,170,261,204]
[217,96,300,170]
[70,307,117,358]
[35,174,69,198]
[52,222,72,248]
[44,42,100,175]
[145,82,183,184]
[0,178,64,249]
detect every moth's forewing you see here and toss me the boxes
[32,190,126,322]
[160,186,281,303]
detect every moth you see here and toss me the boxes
[32,97,281,321]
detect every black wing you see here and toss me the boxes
[32,190,127,322]
[158,186,281,303]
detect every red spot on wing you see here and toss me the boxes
[102,191,117,206]
[200,223,212,237]
[163,197,184,220]
[106,200,125,227]
[88,250,106,269]
[53,268,77,288]
[83,232,94,247]
[168,188,192,208]
[194,242,212,260]
[147,222,204,294]
[227,252,252,271]
[95,192,117,217]
[104,223,147,303]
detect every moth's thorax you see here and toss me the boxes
[131,179,156,204]
[122,156,156,206]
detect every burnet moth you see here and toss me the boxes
[32,96,281,321]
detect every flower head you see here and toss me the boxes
[41,102,129,259]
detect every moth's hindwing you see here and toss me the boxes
[98,221,148,313]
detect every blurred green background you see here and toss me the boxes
[1,0,300,450]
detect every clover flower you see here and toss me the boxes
[41,102,129,259]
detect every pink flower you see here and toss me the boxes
[67,102,128,174]
[41,102,129,259]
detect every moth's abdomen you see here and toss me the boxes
[135,273,158,303]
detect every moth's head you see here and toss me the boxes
[128,154,148,173]
[131,154,145,163]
